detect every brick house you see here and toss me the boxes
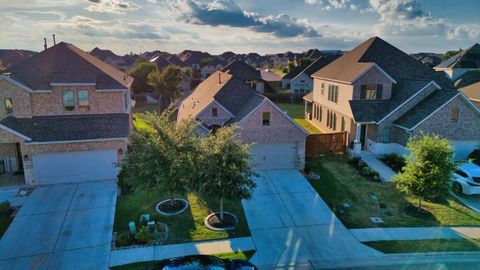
[304,37,480,160]
[177,70,307,170]
[0,42,132,185]
[287,55,340,94]
[221,61,265,93]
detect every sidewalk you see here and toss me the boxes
[351,227,480,242]
[359,152,396,182]
[109,237,255,267]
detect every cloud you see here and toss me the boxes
[86,0,139,13]
[305,0,364,10]
[168,0,320,38]
[447,24,480,40]
[369,0,446,37]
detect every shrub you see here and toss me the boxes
[116,231,132,247]
[135,226,152,244]
[358,160,368,169]
[349,156,361,167]
[0,201,11,214]
[370,170,381,181]
[117,165,132,195]
[361,166,373,176]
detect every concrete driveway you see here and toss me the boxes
[242,170,380,268]
[0,181,117,270]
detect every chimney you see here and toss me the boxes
[52,34,56,45]
[43,38,47,50]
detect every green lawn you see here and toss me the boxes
[115,188,250,245]
[275,102,321,134]
[364,239,480,253]
[0,213,12,239]
[307,155,480,228]
[111,250,256,270]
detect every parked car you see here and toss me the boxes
[452,162,480,195]
[145,255,258,270]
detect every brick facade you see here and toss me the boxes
[197,102,231,127]
[0,80,33,119]
[352,66,393,100]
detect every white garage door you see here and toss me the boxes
[251,143,297,170]
[33,150,118,185]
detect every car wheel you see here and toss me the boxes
[453,182,463,195]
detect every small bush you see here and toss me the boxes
[358,160,368,169]
[117,165,132,195]
[382,153,406,172]
[371,170,381,181]
[135,226,152,244]
[349,156,361,167]
[0,201,11,214]
[361,166,373,176]
[116,231,132,247]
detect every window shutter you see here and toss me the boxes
[376,84,383,99]
[360,85,366,99]
[319,106,322,122]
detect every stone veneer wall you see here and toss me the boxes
[0,80,33,119]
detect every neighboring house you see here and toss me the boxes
[434,43,480,80]
[261,69,282,91]
[200,58,224,80]
[289,55,340,94]
[221,61,265,93]
[0,50,36,69]
[281,64,308,89]
[435,44,480,106]
[0,42,132,185]
[177,70,307,170]
[90,47,129,71]
[304,37,480,160]
[412,53,442,68]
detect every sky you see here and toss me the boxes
[0,0,479,55]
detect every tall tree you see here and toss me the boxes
[394,134,455,209]
[442,50,461,61]
[148,65,184,111]
[195,125,257,220]
[128,60,157,93]
[299,57,314,67]
[120,108,198,204]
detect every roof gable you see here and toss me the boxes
[221,61,261,81]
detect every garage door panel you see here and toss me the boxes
[33,150,118,185]
[251,143,297,170]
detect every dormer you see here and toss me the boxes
[352,64,396,100]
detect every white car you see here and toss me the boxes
[452,162,480,195]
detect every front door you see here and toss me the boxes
[360,125,367,148]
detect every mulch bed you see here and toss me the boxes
[206,213,237,229]
[158,200,187,214]
[403,204,435,220]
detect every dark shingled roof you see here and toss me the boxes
[0,114,129,142]
[5,42,132,90]
[455,70,480,101]
[221,61,261,81]
[394,91,460,129]
[293,54,341,80]
[282,64,308,80]
[436,43,480,69]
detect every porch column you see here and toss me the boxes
[353,123,362,155]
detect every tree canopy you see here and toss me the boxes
[148,65,184,111]
[128,60,157,93]
[394,133,455,208]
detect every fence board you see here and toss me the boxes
[306,132,347,156]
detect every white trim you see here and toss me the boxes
[393,124,411,132]
[352,63,396,84]
[25,137,128,145]
[0,75,34,93]
[459,92,480,114]
[377,81,441,125]
[96,89,129,93]
[50,83,96,86]
[0,124,32,141]
[197,100,235,118]
[408,93,461,131]
[311,76,352,85]
[470,97,480,102]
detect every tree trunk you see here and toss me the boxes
[220,197,224,221]
[418,197,422,210]
[170,193,175,206]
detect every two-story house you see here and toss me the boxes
[221,61,265,93]
[0,42,132,185]
[288,54,340,94]
[304,37,480,160]
[177,70,307,170]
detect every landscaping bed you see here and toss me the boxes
[307,155,480,228]
[274,102,322,134]
[364,239,480,253]
[111,250,256,270]
[114,188,250,247]
[0,212,13,239]
[379,153,406,173]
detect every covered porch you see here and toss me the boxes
[0,128,27,186]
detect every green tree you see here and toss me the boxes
[195,125,257,220]
[394,134,455,209]
[120,108,198,205]
[286,61,295,73]
[148,65,184,111]
[128,60,157,93]
[299,57,314,67]
[442,50,461,60]
[201,57,214,67]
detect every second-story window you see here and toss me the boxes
[4,98,13,115]
[451,108,459,122]
[262,111,271,126]
[77,90,90,110]
[328,85,338,103]
[212,107,218,117]
[360,84,383,100]
[321,83,325,95]
[62,90,75,111]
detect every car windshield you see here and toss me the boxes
[163,256,227,270]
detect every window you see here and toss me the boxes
[360,84,383,100]
[455,170,468,178]
[451,108,459,122]
[212,107,218,117]
[328,85,338,103]
[262,111,270,126]
[382,127,391,143]
[319,106,322,122]
[321,83,325,96]
[332,113,337,130]
[326,110,330,126]
[62,90,75,111]
[341,117,345,131]
[4,98,13,115]
[77,90,90,109]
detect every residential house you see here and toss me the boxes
[288,55,340,94]
[281,64,308,89]
[221,61,265,93]
[304,37,480,160]
[0,42,132,185]
[0,50,36,69]
[435,44,480,106]
[177,71,307,170]
[200,58,224,80]
[90,47,129,71]
[261,69,282,91]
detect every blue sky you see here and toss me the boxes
[0,0,479,55]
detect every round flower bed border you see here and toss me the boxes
[204,212,238,231]
[155,198,189,216]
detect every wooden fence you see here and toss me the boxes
[305,132,348,157]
